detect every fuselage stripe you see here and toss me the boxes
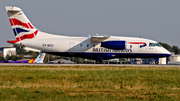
[128,42,146,44]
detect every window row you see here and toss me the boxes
[80,44,96,47]
[149,43,161,47]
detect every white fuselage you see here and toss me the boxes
[15,31,171,60]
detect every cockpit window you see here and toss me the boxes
[149,43,161,47]
[155,43,161,47]
[149,43,155,47]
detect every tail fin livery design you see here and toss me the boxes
[28,52,46,63]
[0,52,46,63]
[34,52,46,63]
[5,6,38,44]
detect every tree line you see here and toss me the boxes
[158,42,180,54]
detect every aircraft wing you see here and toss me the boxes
[24,47,41,52]
[90,35,110,42]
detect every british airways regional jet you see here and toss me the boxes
[5,6,171,64]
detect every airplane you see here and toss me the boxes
[0,52,46,63]
[5,6,171,64]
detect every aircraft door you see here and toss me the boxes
[69,42,75,55]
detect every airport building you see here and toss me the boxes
[0,47,16,58]
[159,57,167,64]
[168,54,180,65]
[169,54,180,62]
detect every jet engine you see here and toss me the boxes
[101,41,126,50]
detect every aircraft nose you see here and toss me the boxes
[161,47,171,57]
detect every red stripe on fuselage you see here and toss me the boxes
[128,42,146,44]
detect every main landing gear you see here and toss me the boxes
[96,58,103,64]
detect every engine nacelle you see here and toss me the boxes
[101,41,126,50]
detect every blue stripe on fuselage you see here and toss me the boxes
[45,52,171,60]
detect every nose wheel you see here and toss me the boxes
[155,60,159,65]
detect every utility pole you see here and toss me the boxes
[48,54,49,63]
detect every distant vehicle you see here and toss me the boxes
[47,59,75,64]
[128,58,159,64]
[5,6,171,64]
[0,52,46,63]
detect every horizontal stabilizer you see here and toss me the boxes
[90,35,110,42]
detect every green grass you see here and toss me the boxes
[0,66,180,100]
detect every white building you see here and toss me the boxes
[168,54,180,65]
[169,55,180,62]
[159,57,167,64]
[0,47,16,58]
[129,58,167,64]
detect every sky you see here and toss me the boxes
[1,0,180,47]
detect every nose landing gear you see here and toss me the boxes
[155,60,159,65]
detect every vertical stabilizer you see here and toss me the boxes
[5,6,38,43]
[33,52,46,63]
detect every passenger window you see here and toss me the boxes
[87,44,89,47]
[80,44,82,47]
[130,45,132,48]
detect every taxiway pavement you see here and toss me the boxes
[0,63,180,67]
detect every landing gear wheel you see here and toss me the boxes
[96,59,103,64]
[155,61,159,65]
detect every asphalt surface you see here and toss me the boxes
[0,63,180,67]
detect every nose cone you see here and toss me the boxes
[161,47,171,57]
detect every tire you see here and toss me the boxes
[155,61,159,65]
[96,59,103,64]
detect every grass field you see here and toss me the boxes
[0,65,180,100]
